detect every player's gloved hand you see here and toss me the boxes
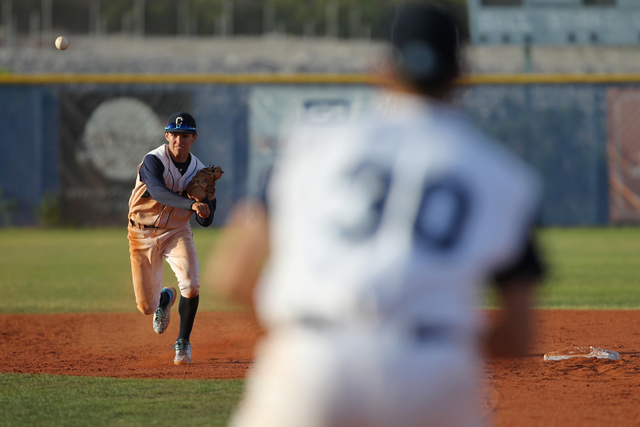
[185,166,224,202]
[191,201,211,218]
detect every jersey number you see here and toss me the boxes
[339,163,391,241]
[340,165,471,252]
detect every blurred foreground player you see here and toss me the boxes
[128,112,216,365]
[210,4,545,427]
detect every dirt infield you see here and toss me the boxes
[2,310,640,426]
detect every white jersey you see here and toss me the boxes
[128,144,206,229]
[258,94,542,337]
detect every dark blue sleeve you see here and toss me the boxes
[139,155,195,211]
[195,197,216,227]
[493,233,545,288]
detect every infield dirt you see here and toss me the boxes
[2,310,640,426]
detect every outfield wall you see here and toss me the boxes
[1,73,638,228]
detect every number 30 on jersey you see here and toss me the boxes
[338,163,471,253]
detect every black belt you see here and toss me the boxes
[413,325,452,343]
[130,219,157,229]
[297,316,338,331]
[296,316,452,343]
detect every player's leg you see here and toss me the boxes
[232,328,485,427]
[229,328,340,427]
[128,226,166,315]
[177,292,199,341]
[162,224,200,364]
[365,336,484,427]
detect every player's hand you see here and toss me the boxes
[192,201,210,218]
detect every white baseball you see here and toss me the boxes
[55,36,69,50]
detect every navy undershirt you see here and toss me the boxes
[493,234,545,287]
[139,153,215,227]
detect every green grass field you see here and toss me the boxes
[537,227,640,308]
[1,226,640,426]
[0,228,241,313]
[0,374,243,427]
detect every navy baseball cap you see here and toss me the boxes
[387,3,460,87]
[165,112,197,134]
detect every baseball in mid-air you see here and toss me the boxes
[55,36,69,50]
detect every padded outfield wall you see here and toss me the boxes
[0,73,636,228]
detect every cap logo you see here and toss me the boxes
[176,117,184,127]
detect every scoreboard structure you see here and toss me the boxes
[467,0,640,45]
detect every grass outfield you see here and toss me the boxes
[0,228,242,313]
[2,226,640,425]
[0,374,243,427]
[2,226,640,312]
[537,227,640,308]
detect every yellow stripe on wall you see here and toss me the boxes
[2,73,640,85]
[459,74,640,85]
[0,73,376,85]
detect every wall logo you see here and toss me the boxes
[77,97,164,181]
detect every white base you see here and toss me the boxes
[543,346,620,361]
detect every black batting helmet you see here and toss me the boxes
[387,3,461,92]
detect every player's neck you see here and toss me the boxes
[376,65,453,102]
[391,79,452,101]
[169,151,190,164]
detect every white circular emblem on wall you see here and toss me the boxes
[77,97,164,181]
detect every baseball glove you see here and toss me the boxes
[185,166,224,201]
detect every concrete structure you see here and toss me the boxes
[4,35,640,75]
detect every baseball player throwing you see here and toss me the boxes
[209,4,545,427]
[128,111,218,365]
